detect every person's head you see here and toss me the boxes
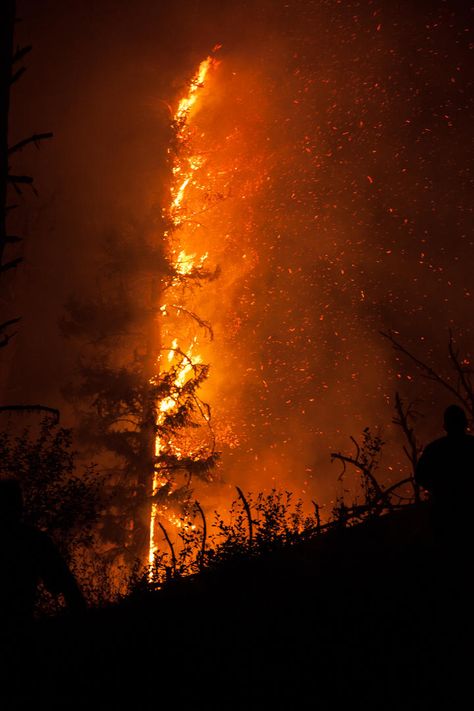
[443,405,468,435]
[0,479,23,524]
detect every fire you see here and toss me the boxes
[175,57,214,123]
[148,55,218,570]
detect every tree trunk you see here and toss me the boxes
[130,273,161,563]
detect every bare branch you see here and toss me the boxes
[194,500,207,570]
[8,131,53,155]
[0,316,21,332]
[312,500,321,534]
[350,435,360,462]
[392,392,422,474]
[12,45,32,63]
[7,174,33,184]
[0,317,21,347]
[0,256,22,272]
[158,522,177,577]
[236,487,253,546]
[330,451,385,503]
[10,66,26,84]
[7,174,37,195]
[383,477,414,499]
[0,331,17,348]
[447,331,474,415]
[0,405,60,423]
[381,330,471,413]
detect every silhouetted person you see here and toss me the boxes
[0,478,86,624]
[415,405,474,548]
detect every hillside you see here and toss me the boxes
[3,503,468,709]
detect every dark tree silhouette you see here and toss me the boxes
[0,419,100,557]
[330,391,425,525]
[0,1,52,345]
[0,1,54,430]
[62,229,218,567]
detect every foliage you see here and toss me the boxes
[0,419,100,556]
[131,488,319,590]
[331,428,422,526]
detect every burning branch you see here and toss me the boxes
[165,303,214,341]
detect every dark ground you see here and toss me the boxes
[2,505,471,709]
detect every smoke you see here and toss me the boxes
[4,0,473,513]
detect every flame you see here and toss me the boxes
[148,56,217,571]
[175,58,214,122]
[175,250,197,275]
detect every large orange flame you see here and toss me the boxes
[148,56,217,571]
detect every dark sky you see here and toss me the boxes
[3,0,473,510]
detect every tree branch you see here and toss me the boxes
[0,317,21,347]
[158,522,177,577]
[194,500,207,570]
[12,45,32,64]
[166,303,214,341]
[330,452,385,503]
[236,487,253,547]
[10,66,26,84]
[0,405,60,423]
[0,256,22,272]
[381,330,471,413]
[2,234,22,244]
[8,131,53,155]
[447,331,474,415]
[0,316,21,332]
[7,173,33,184]
[393,393,421,470]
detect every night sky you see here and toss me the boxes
[3,0,473,513]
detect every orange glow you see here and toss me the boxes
[175,58,213,122]
[148,56,217,571]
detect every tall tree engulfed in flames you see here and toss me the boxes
[148,55,221,569]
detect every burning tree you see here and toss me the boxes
[62,233,217,566]
[147,55,223,569]
[63,56,222,570]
